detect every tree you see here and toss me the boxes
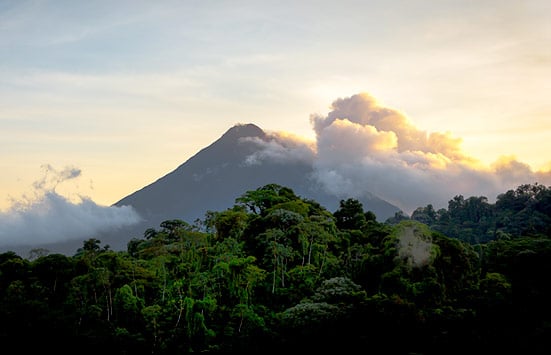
[385,210,409,225]
[31,253,75,302]
[204,206,249,241]
[334,198,367,231]
[411,204,436,225]
[235,184,297,215]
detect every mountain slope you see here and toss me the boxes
[7,123,401,256]
[111,123,399,244]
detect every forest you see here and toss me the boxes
[0,182,550,354]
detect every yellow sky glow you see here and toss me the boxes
[1,0,550,212]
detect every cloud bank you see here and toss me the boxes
[247,92,551,214]
[0,165,141,248]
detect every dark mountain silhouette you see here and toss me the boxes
[8,123,400,256]
[109,123,399,245]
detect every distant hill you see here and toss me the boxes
[8,123,401,256]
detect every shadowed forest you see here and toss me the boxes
[1,183,550,354]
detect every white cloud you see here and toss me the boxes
[242,131,316,166]
[0,165,141,248]
[308,93,551,213]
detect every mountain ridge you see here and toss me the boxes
[7,123,401,256]
[111,122,400,242]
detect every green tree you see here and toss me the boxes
[333,198,367,231]
[235,183,297,215]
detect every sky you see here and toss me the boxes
[1,0,550,248]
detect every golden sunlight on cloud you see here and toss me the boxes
[311,92,475,169]
[304,92,550,213]
[317,118,398,160]
[491,155,551,186]
[224,92,549,214]
[311,93,471,160]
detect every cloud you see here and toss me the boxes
[32,164,82,191]
[309,93,551,213]
[0,165,141,248]
[310,92,473,163]
[242,131,316,166]
[249,92,551,215]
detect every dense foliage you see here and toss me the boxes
[1,183,550,353]
[405,182,551,243]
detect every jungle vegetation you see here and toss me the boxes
[0,183,549,354]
